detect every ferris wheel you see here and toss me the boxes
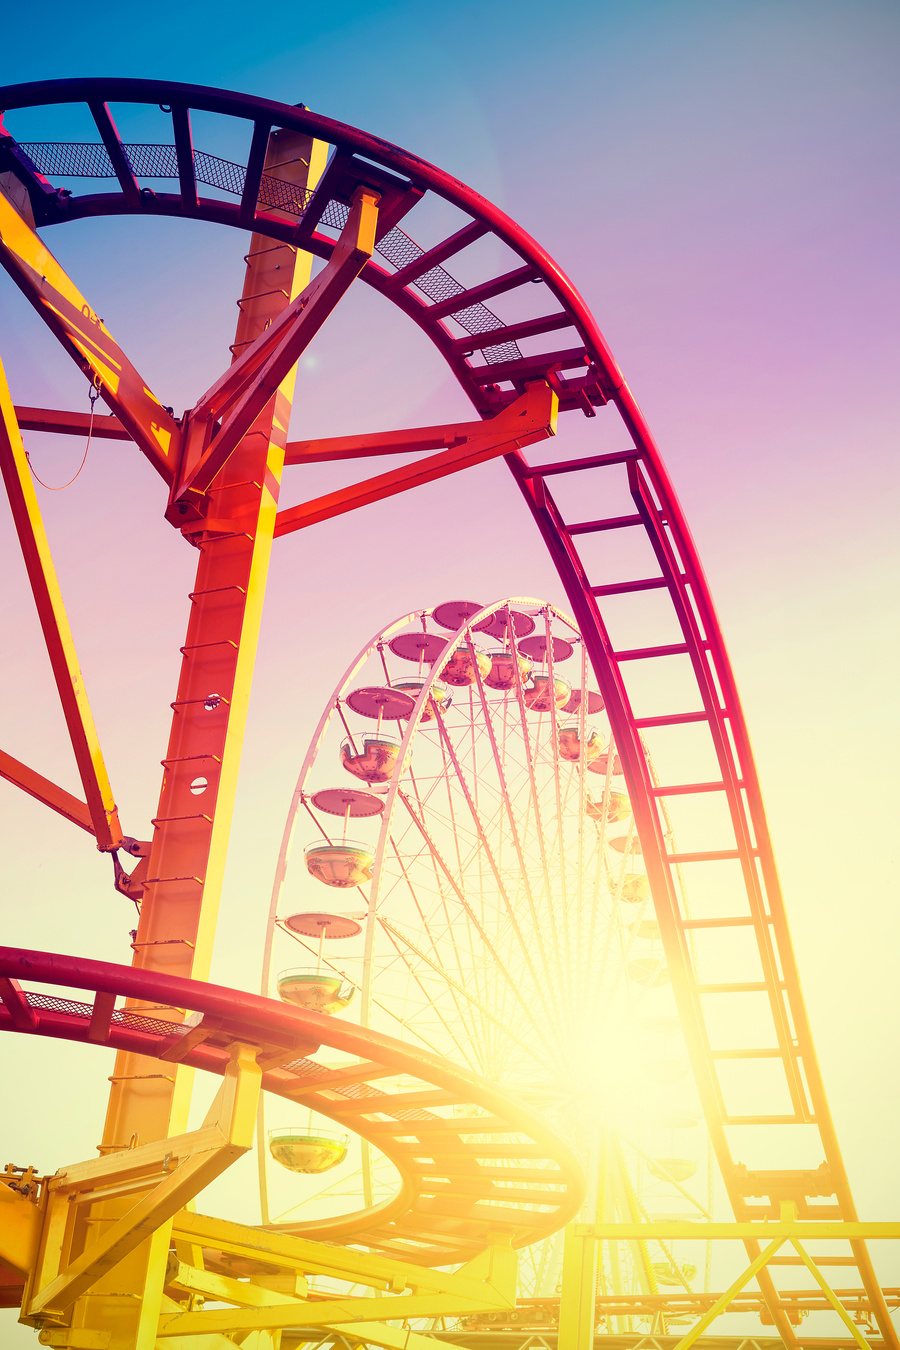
[259,597,715,1322]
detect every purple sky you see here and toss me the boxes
[1,2,898,1333]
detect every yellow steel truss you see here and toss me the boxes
[559,1211,900,1350]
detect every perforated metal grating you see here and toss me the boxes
[18,142,522,366]
[22,991,179,1038]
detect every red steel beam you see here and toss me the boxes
[0,945,586,1262]
[0,748,93,834]
[173,187,379,507]
[275,382,557,537]
[13,406,131,441]
[284,416,510,464]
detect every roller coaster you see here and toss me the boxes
[0,78,895,1350]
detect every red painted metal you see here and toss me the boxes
[0,747,93,833]
[13,406,130,439]
[0,77,893,1344]
[0,945,585,1264]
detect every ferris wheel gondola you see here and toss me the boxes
[259,598,714,1312]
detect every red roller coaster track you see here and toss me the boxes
[0,78,894,1346]
[0,945,585,1268]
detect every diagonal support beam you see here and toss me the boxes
[26,1042,260,1318]
[671,1237,787,1350]
[274,380,557,537]
[789,1239,872,1350]
[0,746,94,834]
[0,185,179,482]
[284,405,558,464]
[155,1238,516,1337]
[166,1259,307,1309]
[0,369,123,850]
[89,102,141,209]
[284,416,506,464]
[173,186,379,506]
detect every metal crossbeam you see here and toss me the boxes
[0,183,179,479]
[0,370,123,849]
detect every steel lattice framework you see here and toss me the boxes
[0,77,894,1350]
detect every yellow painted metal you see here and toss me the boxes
[559,1221,599,1349]
[35,1330,112,1348]
[574,1220,900,1239]
[169,1208,515,1299]
[788,1239,873,1350]
[0,181,179,481]
[0,1178,42,1278]
[670,1236,786,1350]
[299,1324,470,1350]
[0,361,123,850]
[165,1260,308,1308]
[559,1217,900,1350]
[154,1234,516,1337]
[21,1043,260,1325]
[62,129,329,1349]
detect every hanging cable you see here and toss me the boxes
[26,375,101,490]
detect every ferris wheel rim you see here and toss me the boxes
[271,597,718,1302]
[259,598,583,1229]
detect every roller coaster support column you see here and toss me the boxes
[75,128,344,1350]
[559,1214,900,1350]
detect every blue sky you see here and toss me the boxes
[1,3,898,1335]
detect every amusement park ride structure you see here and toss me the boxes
[0,77,895,1350]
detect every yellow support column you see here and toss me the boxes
[50,130,328,1350]
[559,1225,597,1350]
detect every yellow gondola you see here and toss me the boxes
[340,735,400,783]
[438,642,491,687]
[557,722,604,762]
[483,650,532,691]
[524,674,570,712]
[305,839,374,887]
[268,1128,349,1174]
[277,968,355,1014]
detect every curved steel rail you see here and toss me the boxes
[0,78,892,1344]
[0,946,585,1266]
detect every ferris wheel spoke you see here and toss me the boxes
[386,807,475,1012]
[542,611,572,981]
[431,702,565,1044]
[376,917,481,1069]
[376,913,542,1068]
[394,786,560,1059]
[507,620,566,978]
[468,638,556,984]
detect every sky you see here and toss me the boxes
[0,0,898,1336]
